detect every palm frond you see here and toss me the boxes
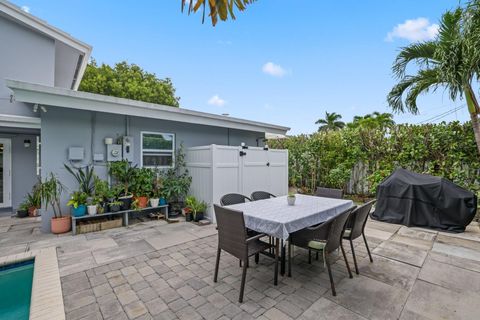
[181,0,256,26]
[388,68,442,114]
[392,42,438,78]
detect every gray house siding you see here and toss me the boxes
[40,106,264,231]
[0,16,55,118]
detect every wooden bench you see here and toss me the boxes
[71,205,169,235]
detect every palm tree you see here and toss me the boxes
[181,0,256,26]
[387,3,480,154]
[316,112,345,131]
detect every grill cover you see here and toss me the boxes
[371,168,477,232]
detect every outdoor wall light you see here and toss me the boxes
[24,139,31,148]
[241,142,248,149]
[264,144,269,150]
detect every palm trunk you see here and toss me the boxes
[465,85,480,156]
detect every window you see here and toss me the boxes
[141,132,175,168]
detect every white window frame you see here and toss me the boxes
[140,131,175,168]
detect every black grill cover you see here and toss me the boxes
[371,168,477,232]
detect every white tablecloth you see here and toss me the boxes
[225,194,354,240]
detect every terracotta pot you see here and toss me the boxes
[28,207,38,217]
[137,196,149,208]
[51,216,71,234]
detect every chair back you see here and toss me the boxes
[347,199,376,240]
[315,187,343,199]
[251,191,276,201]
[325,207,355,253]
[220,193,251,206]
[214,204,247,259]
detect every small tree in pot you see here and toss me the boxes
[131,168,153,208]
[38,173,70,234]
[109,160,137,210]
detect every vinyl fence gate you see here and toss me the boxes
[186,144,289,222]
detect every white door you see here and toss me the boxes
[240,147,270,196]
[0,139,12,208]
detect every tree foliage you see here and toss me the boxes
[387,1,480,154]
[270,120,480,198]
[181,0,257,26]
[79,60,180,107]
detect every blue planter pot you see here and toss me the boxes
[72,205,86,217]
[160,198,167,205]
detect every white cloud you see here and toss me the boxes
[386,18,439,42]
[262,62,286,77]
[208,94,226,107]
[21,5,30,13]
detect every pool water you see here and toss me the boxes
[0,260,34,320]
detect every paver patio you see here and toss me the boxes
[0,216,479,320]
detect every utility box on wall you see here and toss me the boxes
[107,144,122,162]
[186,144,289,222]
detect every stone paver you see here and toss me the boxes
[1,216,479,319]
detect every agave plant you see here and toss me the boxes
[64,164,95,196]
[181,0,257,26]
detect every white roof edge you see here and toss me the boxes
[0,0,92,90]
[6,80,290,135]
[0,113,41,129]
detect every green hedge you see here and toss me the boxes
[269,121,480,196]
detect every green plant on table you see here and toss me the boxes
[38,173,66,218]
[288,192,296,197]
[64,164,95,196]
[26,189,41,209]
[18,201,29,211]
[93,176,110,200]
[67,191,88,209]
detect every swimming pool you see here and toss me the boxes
[0,259,34,320]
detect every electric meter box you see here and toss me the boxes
[107,144,122,162]
[122,136,134,162]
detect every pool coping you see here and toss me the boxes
[0,247,65,320]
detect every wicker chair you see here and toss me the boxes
[314,187,344,199]
[343,199,376,274]
[251,191,276,201]
[220,193,251,206]
[288,206,356,296]
[213,205,279,303]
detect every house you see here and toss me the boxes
[0,1,289,231]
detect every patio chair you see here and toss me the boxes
[251,191,277,253]
[251,191,276,201]
[220,193,251,206]
[343,199,376,274]
[213,204,279,303]
[288,206,356,296]
[314,187,344,199]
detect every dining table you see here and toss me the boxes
[225,193,354,275]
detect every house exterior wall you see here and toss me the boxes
[40,106,265,231]
[0,16,55,117]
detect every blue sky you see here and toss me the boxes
[14,0,470,134]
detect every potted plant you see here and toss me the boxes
[161,145,192,216]
[185,196,208,222]
[287,192,296,206]
[109,200,122,212]
[67,191,87,217]
[38,173,70,234]
[109,160,137,210]
[87,197,101,215]
[17,201,29,218]
[150,174,163,207]
[131,168,153,208]
[26,187,41,217]
[64,164,95,200]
